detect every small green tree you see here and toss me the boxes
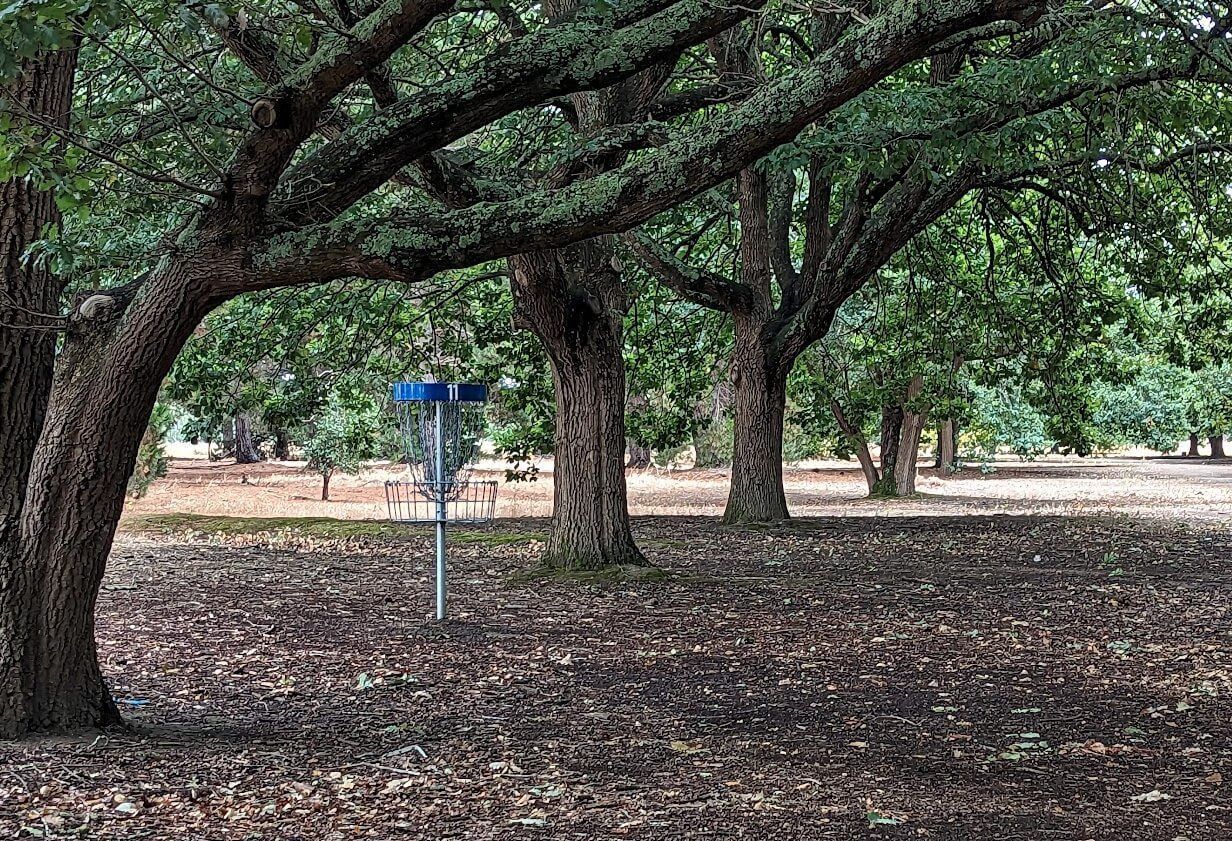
[1189,363,1232,446]
[301,394,381,501]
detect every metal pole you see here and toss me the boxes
[434,400,447,620]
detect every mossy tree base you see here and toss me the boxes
[538,536,650,573]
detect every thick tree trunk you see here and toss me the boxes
[13,261,215,732]
[0,44,79,738]
[723,319,790,523]
[233,413,263,463]
[510,244,645,570]
[321,469,332,501]
[626,439,652,469]
[273,428,291,460]
[1187,433,1200,457]
[1212,435,1227,459]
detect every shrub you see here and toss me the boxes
[692,417,732,467]
[128,402,175,498]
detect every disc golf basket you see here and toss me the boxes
[386,382,496,619]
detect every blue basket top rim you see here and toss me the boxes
[392,382,489,403]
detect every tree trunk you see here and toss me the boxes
[831,400,879,493]
[13,261,215,732]
[273,428,291,460]
[233,413,263,463]
[218,418,235,459]
[1187,433,1200,457]
[873,405,904,497]
[1212,435,1227,459]
[0,44,79,738]
[723,318,790,523]
[938,419,958,471]
[893,402,928,496]
[626,439,652,469]
[872,376,927,496]
[321,469,332,501]
[510,243,645,570]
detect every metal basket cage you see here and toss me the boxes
[385,479,498,524]
[388,381,495,620]
[394,398,487,501]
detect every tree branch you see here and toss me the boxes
[225,0,455,205]
[624,232,754,313]
[247,0,1049,292]
[273,0,769,224]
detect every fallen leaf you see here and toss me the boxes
[1129,789,1171,803]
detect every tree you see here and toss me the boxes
[632,3,1232,519]
[301,391,382,501]
[0,23,86,735]
[4,0,1054,733]
[967,384,1050,461]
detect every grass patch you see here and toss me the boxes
[454,530,549,546]
[126,514,546,545]
[643,538,691,550]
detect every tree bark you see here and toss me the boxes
[723,318,790,523]
[893,400,928,496]
[233,413,263,463]
[872,377,928,496]
[321,469,332,501]
[510,243,646,570]
[873,405,904,497]
[14,261,215,732]
[938,419,958,471]
[1212,435,1227,459]
[273,428,291,460]
[0,44,79,738]
[831,399,879,493]
[1187,433,1200,457]
[626,439,652,469]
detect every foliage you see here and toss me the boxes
[626,400,696,455]
[692,417,733,468]
[300,390,383,491]
[490,413,552,482]
[127,401,175,498]
[1090,361,1191,454]
[1188,363,1232,439]
[966,385,1049,461]
[782,419,825,464]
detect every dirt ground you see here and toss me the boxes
[3,458,1231,839]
